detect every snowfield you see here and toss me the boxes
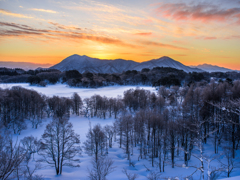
[0,83,157,99]
[1,84,240,180]
[11,116,201,180]
[11,116,240,180]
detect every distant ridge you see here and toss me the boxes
[0,61,52,70]
[50,54,204,73]
[191,64,236,73]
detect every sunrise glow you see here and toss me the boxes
[0,0,240,69]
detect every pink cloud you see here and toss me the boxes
[134,32,152,36]
[204,37,217,40]
[142,19,153,24]
[155,3,240,23]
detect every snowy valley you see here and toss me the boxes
[0,83,240,180]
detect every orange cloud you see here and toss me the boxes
[134,32,152,36]
[0,9,33,18]
[204,37,217,40]
[139,40,189,50]
[0,21,139,48]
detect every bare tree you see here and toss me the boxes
[88,156,115,180]
[147,171,161,180]
[39,117,81,175]
[22,156,43,180]
[122,168,138,180]
[84,124,107,162]
[21,136,39,160]
[219,147,240,177]
[104,125,114,149]
[0,135,27,180]
[71,92,82,116]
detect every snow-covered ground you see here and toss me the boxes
[220,176,240,180]
[1,84,240,179]
[0,83,157,99]
[12,115,240,180]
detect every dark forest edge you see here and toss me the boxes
[1,67,240,88]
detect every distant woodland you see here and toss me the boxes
[0,77,240,179]
[1,67,240,88]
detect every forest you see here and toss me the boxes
[0,76,240,179]
[1,67,240,88]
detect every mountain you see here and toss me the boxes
[0,61,52,70]
[50,54,204,73]
[191,64,236,73]
[133,56,202,73]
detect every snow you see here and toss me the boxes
[0,83,157,99]
[12,116,202,180]
[220,176,240,180]
[1,84,240,180]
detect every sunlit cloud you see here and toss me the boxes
[30,8,57,14]
[0,0,239,69]
[63,0,148,26]
[139,40,189,50]
[154,3,240,24]
[203,37,217,40]
[196,36,218,40]
[0,21,139,48]
[69,2,124,13]
[134,32,152,36]
[0,9,33,18]
[48,22,82,31]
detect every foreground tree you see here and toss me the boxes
[0,135,27,180]
[39,117,81,175]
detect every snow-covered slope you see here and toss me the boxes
[134,56,203,73]
[50,55,203,73]
[191,64,236,73]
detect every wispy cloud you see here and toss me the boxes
[30,8,57,14]
[196,36,218,40]
[0,9,33,18]
[48,22,82,31]
[63,0,148,26]
[0,21,139,48]
[139,40,188,50]
[203,37,217,40]
[154,3,240,24]
[134,32,152,36]
[65,0,125,13]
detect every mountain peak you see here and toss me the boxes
[191,63,234,72]
[67,54,89,59]
[160,56,172,59]
[50,54,204,73]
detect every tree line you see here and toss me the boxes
[1,79,240,179]
[1,67,240,88]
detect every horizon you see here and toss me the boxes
[0,54,238,70]
[0,0,240,70]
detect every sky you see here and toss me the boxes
[0,0,240,69]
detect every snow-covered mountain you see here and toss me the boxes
[133,56,202,73]
[50,54,203,73]
[191,64,236,73]
[0,61,52,70]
